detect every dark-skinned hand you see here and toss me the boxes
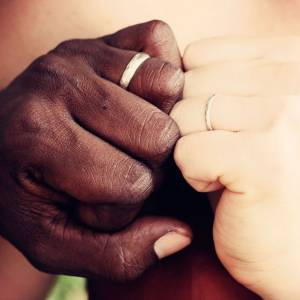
[0,21,191,281]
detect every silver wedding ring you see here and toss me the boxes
[205,94,216,131]
[119,52,150,89]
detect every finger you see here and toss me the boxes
[28,213,192,281]
[77,202,143,232]
[184,36,300,70]
[106,20,182,68]
[83,41,184,113]
[126,57,184,113]
[104,20,184,113]
[184,61,300,97]
[170,95,285,134]
[67,76,180,167]
[174,131,249,192]
[55,21,184,113]
[33,118,154,205]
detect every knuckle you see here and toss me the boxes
[183,39,216,68]
[28,54,73,92]
[53,39,82,55]
[174,136,190,175]
[146,20,173,44]
[104,155,154,204]
[17,101,62,150]
[121,160,154,203]
[32,54,68,77]
[170,99,186,123]
[30,52,90,100]
[183,42,199,68]
[19,100,48,133]
[157,117,180,158]
[137,59,184,112]
[3,100,50,153]
[155,62,184,108]
[141,112,180,165]
[53,38,106,70]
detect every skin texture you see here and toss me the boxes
[0,20,193,282]
[1,1,300,299]
[88,175,260,300]
[173,36,300,299]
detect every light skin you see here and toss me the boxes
[172,36,300,299]
[1,0,300,89]
[1,0,300,299]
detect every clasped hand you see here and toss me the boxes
[172,36,300,300]
[0,21,191,281]
[2,19,300,299]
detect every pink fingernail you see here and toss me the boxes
[154,231,192,259]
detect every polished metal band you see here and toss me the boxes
[119,52,150,89]
[205,94,216,131]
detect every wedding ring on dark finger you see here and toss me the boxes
[205,94,216,131]
[119,52,151,89]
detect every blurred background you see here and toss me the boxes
[47,276,87,300]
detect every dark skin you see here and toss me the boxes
[0,20,192,281]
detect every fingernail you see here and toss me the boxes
[154,231,192,259]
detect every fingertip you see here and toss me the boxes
[183,42,195,70]
[153,116,180,164]
[130,58,184,113]
[160,66,185,113]
[154,231,192,259]
[174,135,203,184]
[143,20,182,68]
[173,135,189,170]
[170,102,188,136]
[183,40,209,70]
[133,109,180,167]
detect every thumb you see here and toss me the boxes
[100,216,192,281]
[26,214,192,282]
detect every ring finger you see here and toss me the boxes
[171,95,291,133]
[54,34,183,113]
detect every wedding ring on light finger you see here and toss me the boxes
[119,52,151,89]
[205,94,217,131]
